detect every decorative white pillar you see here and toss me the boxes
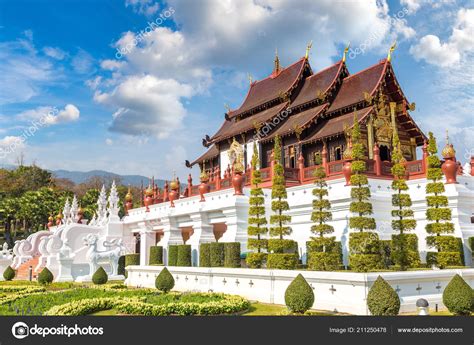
[160,216,180,265]
[220,196,249,252]
[188,213,214,266]
[138,227,156,266]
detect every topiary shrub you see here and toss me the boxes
[199,243,211,267]
[349,232,383,272]
[246,252,267,268]
[284,274,314,313]
[155,267,175,293]
[168,245,178,266]
[390,234,421,269]
[38,267,54,285]
[92,266,108,285]
[124,254,140,278]
[3,266,15,281]
[149,246,163,265]
[367,276,400,315]
[442,274,473,315]
[210,242,225,267]
[176,245,192,267]
[267,253,298,270]
[268,239,297,253]
[306,238,342,271]
[224,242,241,268]
[118,255,125,276]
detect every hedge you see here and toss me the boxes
[426,252,463,268]
[210,242,225,267]
[306,238,342,271]
[268,239,297,253]
[118,255,126,276]
[124,254,140,277]
[442,274,473,315]
[349,254,384,272]
[246,252,267,268]
[44,294,250,316]
[266,253,298,270]
[284,274,314,313]
[469,237,474,252]
[349,232,383,272]
[149,246,163,265]
[176,245,192,267]
[367,276,400,315]
[199,243,211,267]
[390,234,421,269]
[224,242,241,268]
[168,245,178,266]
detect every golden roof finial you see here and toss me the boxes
[247,73,253,84]
[274,48,280,74]
[442,129,456,159]
[387,40,397,62]
[305,40,313,59]
[342,42,350,63]
[445,129,450,144]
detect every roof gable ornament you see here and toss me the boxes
[247,73,253,84]
[387,41,397,62]
[342,42,350,63]
[273,48,281,75]
[305,40,313,59]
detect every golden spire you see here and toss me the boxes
[273,48,280,74]
[342,42,350,63]
[305,40,313,59]
[442,130,456,159]
[125,185,133,202]
[387,41,397,62]
[247,73,253,84]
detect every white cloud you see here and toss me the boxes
[392,18,416,39]
[105,138,113,145]
[410,8,474,67]
[100,59,124,70]
[43,46,67,60]
[125,0,159,16]
[0,136,27,162]
[17,104,80,125]
[71,49,95,74]
[94,75,194,138]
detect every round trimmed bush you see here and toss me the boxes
[246,252,267,268]
[284,274,314,313]
[155,267,175,293]
[199,243,211,267]
[3,266,15,281]
[149,246,163,265]
[367,276,400,315]
[176,245,192,267]
[92,266,108,285]
[168,245,178,266]
[210,242,225,267]
[224,242,241,268]
[38,267,54,285]
[442,274,473,315]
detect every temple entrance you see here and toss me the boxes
[380,145,391,161]
[334,147,342,161]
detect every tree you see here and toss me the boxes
[390,131,419,270]
[80,189,100,220]
[348,115,383,272]
[267,136,297,269]
[308,152,341,270]
[246,142,268,268]
[425,132,461,268]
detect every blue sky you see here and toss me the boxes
[0,0,472,180]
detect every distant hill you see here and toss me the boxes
[0,164,163,187]
[51,169,164,187]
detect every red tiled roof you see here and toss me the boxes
[327,60,387,113]
[190,145,219,166]
[261,103,328,142]
[303,106,373,144]
[213,102,289,142]
[227,58,307,118]
[290,61,345,109]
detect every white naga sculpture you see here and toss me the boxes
[0,243,12,260]
[83,233,124,277]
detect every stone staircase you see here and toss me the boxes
[15,256,40,280]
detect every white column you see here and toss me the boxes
[188,213,214,266]
[160,216,180,265]
[220,196,249,252]
[138,226,156,266]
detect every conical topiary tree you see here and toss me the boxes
[308,152,341,270]
[425,132,461,268]
[390,131,419,270]
[246,142,268,268]
[284,274,314,313]
[155,267,175,293]
[348,115,382,272]
[38,267,54,285]
[3,266,15,281]
[367,276,400,315]
[442,274,473,315]
[92,266,108,285]
[267,136,298,269]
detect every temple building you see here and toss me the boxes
[187,44,425,182]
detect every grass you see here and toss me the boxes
[242,302,344,316]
